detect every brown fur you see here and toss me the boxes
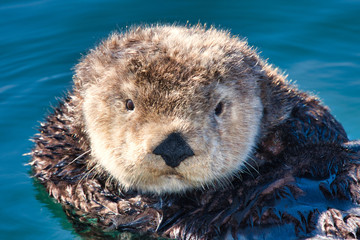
[30,25,360,239]
[73,25,270,193]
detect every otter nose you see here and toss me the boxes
[153,132,194,168]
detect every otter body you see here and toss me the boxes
[30,25,360,239]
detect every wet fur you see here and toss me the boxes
[30,25,360,239]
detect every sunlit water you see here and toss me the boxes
[1,0,359,239]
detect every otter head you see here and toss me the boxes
[74,26,289,194]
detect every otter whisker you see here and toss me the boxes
[77,163,98,186]
[66,149,91,167]
[243,159,259,177]
[246,155,260,172]
[231,170,243,181]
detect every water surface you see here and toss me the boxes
[1,0,359,239]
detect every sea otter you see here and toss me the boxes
[29,25,360,239]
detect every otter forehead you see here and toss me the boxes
[75,26,262,93]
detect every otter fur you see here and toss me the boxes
[29,25,360,239]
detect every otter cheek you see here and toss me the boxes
[219,98,262,175]
[83,89,129,181]
[83,93,112,151]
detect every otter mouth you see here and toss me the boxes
[151,166,185,179]
[162,172,185,180]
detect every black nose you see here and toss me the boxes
[152,132,194,168]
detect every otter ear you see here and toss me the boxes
[258,66,298,134]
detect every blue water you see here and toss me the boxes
[1,0,359,239]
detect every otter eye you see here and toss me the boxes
[125,99,135,111]
[214,101,223,116]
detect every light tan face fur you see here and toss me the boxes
[76,26,265,194]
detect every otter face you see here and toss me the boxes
[78,26,264,193]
